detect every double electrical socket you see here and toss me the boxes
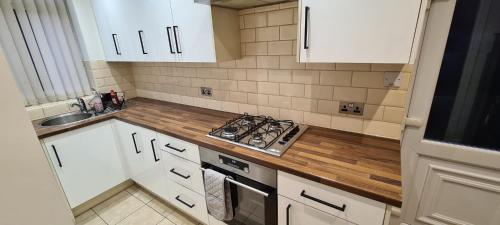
[200,87,212,96]
[339,101,364,116]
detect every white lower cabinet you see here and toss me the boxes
[278,196,354,225]
[42,121,127,208]
[165,179,209,224]
[278,171,387,225]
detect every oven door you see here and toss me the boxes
[201,163,277,225]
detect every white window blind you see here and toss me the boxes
[0,0,91,106]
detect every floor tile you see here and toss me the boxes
[147,198,176,217]
[132,188,155,203]
[116,205,164,225]
[157,219,176,225]
[75,210,106,225]
[93,191,145,224]
[167,210,199,225]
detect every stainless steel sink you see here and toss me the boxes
[41,112,93,127]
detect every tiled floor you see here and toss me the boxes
[76,184,202,225]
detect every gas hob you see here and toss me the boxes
[207,113,308,156]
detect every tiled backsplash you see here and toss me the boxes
[132,2,412,140]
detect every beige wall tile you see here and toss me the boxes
[248,93,269,105]
[257,56,280,69]
[236,56,257,68]
[238,81,258,93]
[220,80,238,91]
[371,64,413,72]
[26,106,45,121]
[367,89,407,107]
[280,83,304,97]
[222,101,239,113]
[306,63,335,70]
[245,42,268,55]
[205,79,220,89]
[256,27,279,41]
[268,41,293,55]
[292,97,317,112]
[363,120,401,139]
[268,8,294,26]
[258,82,280,95]
[239,103,258,115]
[241,29,256,43]
[239,8,255,15]
[352,72,385,88]
[258,106,280,118]
[228,91,247,103]
[239,16,245,29]
[280,56,305,69]
[279,1,298,9]
[305,85,334,100]
[317,100,339,115]
[244,13,267,28]
[303,112,331,128]
[336,63,371,71]
[279,108,303,123]
[383,106,405,123]
[246,69,268,81]
[319,71,352,86]
[332,116,363,133]
[255,4,279,12]
[43,102,70,117]
[269,70,292,83]
[363,104,384,120]
[292,70,320,84]
[333,87,367,102]
[280,25,297,40]
[228,69,247,80]
[269,95,291,108]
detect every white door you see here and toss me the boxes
[401,0,500,224]
[170,0,216,62]
[43,121,127,208]
[114,120,147,178]
[278,196,355,225]
[298,0,422,63]
[146,0,178,62]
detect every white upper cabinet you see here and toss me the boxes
[298,0,423,64]
[90,0,232,62]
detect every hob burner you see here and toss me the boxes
[222,126,238,138]
[250,133,264,144]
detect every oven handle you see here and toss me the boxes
[200,168,269,197]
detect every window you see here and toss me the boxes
[0,0,91,106]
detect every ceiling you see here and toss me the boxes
[211,0,294,9]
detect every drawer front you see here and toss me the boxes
[166,180,208,224]
[278,171,386,225]
[278,196,355,225]
[162,151,205,195]
[158,133,200,164]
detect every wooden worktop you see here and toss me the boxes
[35,98,402,207]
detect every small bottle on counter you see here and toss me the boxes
[110,90,121,110]
[91,90,104,113]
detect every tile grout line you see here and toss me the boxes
[91,208,110,225]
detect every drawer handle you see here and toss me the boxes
[151,139,160,162]
[165,143,186,153]
[170,168,191,179]
[300,190,346,212]
[51,145,62,167]
[131,132,141,154]
[175,195,195,208]
[286,204,291,225]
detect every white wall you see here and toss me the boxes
[0,43,75,224]
[67,0,105,60]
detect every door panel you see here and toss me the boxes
[278,196,355,225]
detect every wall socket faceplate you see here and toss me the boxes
[200,87,212,96]
[339,101,364,116]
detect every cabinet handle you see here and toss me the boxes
[300,190,346,212]
[170,168,191,179]
[51,145,62,167]
[286,204,291,225]
[138,30,148,54]
[165,143,186,153]
[303,6,310,49]
[112,34,121,55]
[131,132,140,154]
[151,139,160,162]
[173,26,182,53]
[175,195,195,208]
[166,27,175,54]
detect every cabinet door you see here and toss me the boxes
[170,0,216,62]
[114,120,147,178]
[298,0,421,63]
[133,127,169,199]
[43,121,127,208]
[278,196,355,225]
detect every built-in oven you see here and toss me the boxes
[199,146,277,225]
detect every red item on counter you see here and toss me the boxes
[110,90,121,109]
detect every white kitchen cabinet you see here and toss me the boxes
[298,0,423,63]
[42,121,127,208]
[113,120,169,199]
[278,196,355,225]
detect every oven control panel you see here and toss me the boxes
[219,155,249,173]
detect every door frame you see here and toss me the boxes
[401,0,500,222]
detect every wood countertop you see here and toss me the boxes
[34,98,402,207]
